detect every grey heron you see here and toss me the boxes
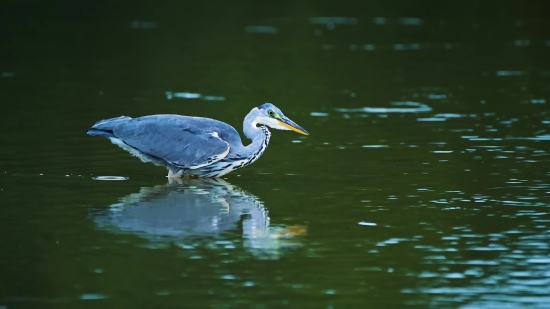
[87,103,309,178]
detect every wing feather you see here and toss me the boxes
[112,115,230,169]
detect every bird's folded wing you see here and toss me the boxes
[112,117,230,169]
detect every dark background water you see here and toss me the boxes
[1,1,549,308]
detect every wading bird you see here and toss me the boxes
[87,103,309,178]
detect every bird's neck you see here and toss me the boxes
[243,111,264,141]
[243,110,271,151]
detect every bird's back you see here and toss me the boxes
[138,115,243,146]
[88,114,242,145]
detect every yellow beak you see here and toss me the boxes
[278,118,309,136]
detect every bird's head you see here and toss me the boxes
[254,103,309,135]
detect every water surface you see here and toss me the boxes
[1,3,549,308]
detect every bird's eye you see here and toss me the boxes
[268,110,274,117]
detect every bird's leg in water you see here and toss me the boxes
[167,167,182,178]
[167,177,184,185]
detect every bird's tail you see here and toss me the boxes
[87,116,132,138]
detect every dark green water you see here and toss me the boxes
[1,2,550,308]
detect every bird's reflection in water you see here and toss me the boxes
[92,178,306,259]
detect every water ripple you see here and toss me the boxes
[92,176,129,181]
[335,102,431,114]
